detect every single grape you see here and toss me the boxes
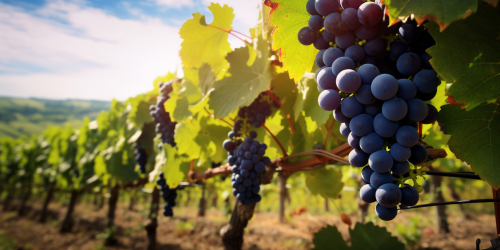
[306,0,320,15]
[349,114,374,137]
[334,108,350,123]
[400,184,419,206]
[315,49,327,68]
[332,57,356,75]
[357,64,380,85]
[223,140,236,151]
[348,133,361,150]
[370,171,393,189]
[364,37,384,56]
[341,8,360,30]
[340,122,351,137]
[364,101,382,117]
[314,35,330,50]
[317,67,338,90]
[396,125,419,147]
[249,131,257,138]
[318,89,341,111]
[420,52,433,69]
[396,79,417,101]
[361,55,377,65]
[371,74,398,100]
[335,32,356,49]
[360,132,384,154]
[390,143,411,162]
[375,203,398,221]
[421,104,438,124]
[373,113,399,138]
[413,70,440,93]
[298,27,317,45]
[406,99,429,122]
[360,184,377,203]
[361,166,374,183]
[337,69,362,93]
[349,149,369,167]
[376,183,402,208]
[408,144,428,165]
[355,84,377,105]
[355,24,378,40]
[398,23,419,42]
[309,15,324,31]
[322,30,336,43]
[369,150,394,173]
[397,52,421,76]
[324,13,346,36]
[392,161,410,175]
[382,98,408,121]
[341,96,363,118]
[340,0,363,9]
[345,45,365,63]
[389,41,408,62]
[357,2,383,27]
[315,0,339,16]
[323,47,344,67]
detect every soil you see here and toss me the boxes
[0,200,497,250]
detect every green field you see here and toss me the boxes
[0,96,110,138]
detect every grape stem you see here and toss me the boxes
[265,90,282,107]
[207,25,251,44]
[260,122,288,157]
[204,107,234,127]
[425,171,482,180]
[399,199,500,210]
[418,122,423,138]
[323,120,336,150]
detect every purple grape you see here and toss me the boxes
[355,24,378,40]
[315,0,339,16]
[298,27,317,45]
[357,64,380,85]
[318,89,341,111]
[309,15,324,31]
[397,52,421,76]
[335,32,356,49]
[341,8,360,30]
[332,57,356,75]
[323,47,344,67]
[357,2,383,27]
[364,37,384,56]
[337,69,361,93]
[345,45,365,63]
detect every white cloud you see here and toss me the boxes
[0,0,182,100]
[154,0,195,8]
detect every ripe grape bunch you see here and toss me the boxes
[157,172,177,217]
[302,0,440,221]
[133,143,148,174]
[150,80,177,148]
[237,92,280,128]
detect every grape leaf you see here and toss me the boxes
[426,3,500,110]
[305,167,344,199]
[294,74,330,125]
[270,72,297,118]
[179,3,233,74]
[266,0,317,81]
[349,222,405,250]
[312,225,348,250]
[312,223,404,250]
[162,144,186,187]
[199,63,216,98]
[208,38,272,118]
[384,0,477,30]
[437,102,500,188]
[127,94,155,128]
[174,120,201,160]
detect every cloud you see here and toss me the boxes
[0,0,182,100]
[154,0,195,8]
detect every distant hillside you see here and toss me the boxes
[0,96,111,138]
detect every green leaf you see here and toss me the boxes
[179,3,234,74]
[312,223,404,250]
[162,144,186,187]
[385,0,477,30]
[305,167,344,198]
[175,120,201,160]
[267,0,317,81]
[208,38,272,118]
[204,124,231,163]
[312,225,349,250]
[127,94,155,128]
[437,102,500,188]
[270,72,297,117]
[427,3,500,110]
[349,222,405,250]
[294,74,330,125]
[199,63,216,98]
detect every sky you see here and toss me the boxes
[0,0,262,100]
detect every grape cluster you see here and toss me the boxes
[157,172,177,217]
[237,92,280,128]
[150,81,177,148]
[226,134,270,205]
[304,1,440,221]
[133,143,147,174]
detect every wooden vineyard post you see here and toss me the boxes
[493,188,500,238]
[220,200,257,250]
[60,189,79,233]
[145,188,160,250]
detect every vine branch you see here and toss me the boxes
[261,122,288,157]
[204,107,234,127]
[323,120,336,149]
[399,199,500,210]
[207,25,251,44]
[265,90,282,107]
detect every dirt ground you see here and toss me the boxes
[0,200,497,250]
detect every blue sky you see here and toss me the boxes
[0,0,261,100]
